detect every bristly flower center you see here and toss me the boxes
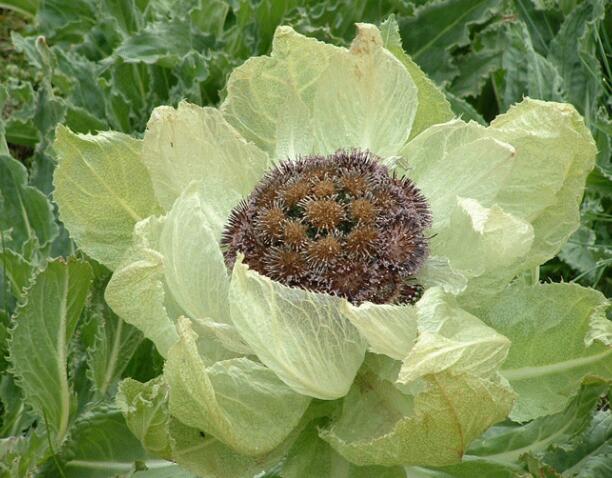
[222,150,431,305]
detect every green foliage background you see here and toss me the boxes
[0,0,610,477]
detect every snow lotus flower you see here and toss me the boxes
[53,18,609,478]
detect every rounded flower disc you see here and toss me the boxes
[222,150,431,305]
[53,17,604,478]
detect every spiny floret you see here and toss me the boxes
[221,150,431,305]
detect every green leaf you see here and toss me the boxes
[281,422,406,478]
[549,0,606,122]
[142,102,269,216]
[113,18,198,68]
[483,282,611,421]
[100,0,143,36]
[498,21,564,111]
[52,49,108,123]
[0,154,58,253]
[0,373,36,437]
[444,91,487,125]
[558,225,600,282]
[398,0,502,84]
[466,383,607,464]
[190,0,229,38]
[404,461,525,478]
[379,15,454,139]
[36,0,97,42]
[0,85,9,155]
[0,0,39,17]
[53,126,161,270]
[0,248,32,302]
[523,454,565,477]
[512,0,563,55]
[9,258,93,445]
[0,428,47,478]
[86,300,143,398]
[48,404,150,478]
[539,407,612,477]
[450,48,501,98]
[229,257,366,400]
[131,464,195,478]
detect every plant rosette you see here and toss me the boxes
[53,18,610,478]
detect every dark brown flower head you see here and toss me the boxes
[222,150,431,305]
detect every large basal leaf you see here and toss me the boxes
[465,383,608,464]
[36,0,97,42]
[549,0,606,123]
[450,43,501,98]
[538,404,612,477]
[9,258,93,445]
[85,295,143,398]
[0,0,39,17]
[483,282,611,422]
[0,248,33,305]
[512,0,563,56]
[444,91,487,125]
[498,21,564,110]
[0,426,48,478]
[53,125,161,270]
[281,421,405,478]
[42,403,151,478]
[404,461,525,478]
[398,0,502,84]
[0,86,9,155]
[113,18,202,68]
[0,154,58,253]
